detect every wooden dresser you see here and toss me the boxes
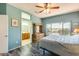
[32,33,44,43]
[32,23,44,43]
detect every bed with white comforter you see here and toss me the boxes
[39,34,79,56]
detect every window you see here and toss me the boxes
[46,24,52,35]
[63,22,71,35]
[52,23,62,35]
[21,12,30,20]
[22,19,30,33]
[46,22,71,35]
[72,22,79,35]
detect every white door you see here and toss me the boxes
[0,15,8,53]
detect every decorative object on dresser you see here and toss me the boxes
[32,24,44,43]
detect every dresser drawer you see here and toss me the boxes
[36,33,44,39]
[32,33,44,43]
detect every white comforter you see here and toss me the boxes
[42,34,79,44]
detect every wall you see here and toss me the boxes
[42,11,79,34]
[0,3,42,50]
[31,15,42,24]
[6,4,42,50]
[0,3,6,14]
[6,4,21,50]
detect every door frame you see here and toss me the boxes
[21,18,32,46]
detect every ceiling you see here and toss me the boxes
[9,3,79,18]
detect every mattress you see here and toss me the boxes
[39,34,79,56]
[62,44,79,55]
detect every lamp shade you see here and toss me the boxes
[74,28,79,33]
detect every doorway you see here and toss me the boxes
[21,19,32,46]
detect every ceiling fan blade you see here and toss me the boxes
[35,9,45,13]
[36,5,44,8]
[39,10,45,13]
[50,6,60,9]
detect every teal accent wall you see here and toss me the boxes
[42,11,79,34]
[0,3,6,14]
[31,15,42,24]
[6,4,21,50]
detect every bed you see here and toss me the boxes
[39,34,79,56]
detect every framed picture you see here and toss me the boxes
[12,18,19,27]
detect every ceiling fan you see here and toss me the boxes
[35,3,60,13]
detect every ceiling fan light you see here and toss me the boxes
[42,9,51,14]
[46,9,50,12]
[47,3,52,8]
[35,3,59,14]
